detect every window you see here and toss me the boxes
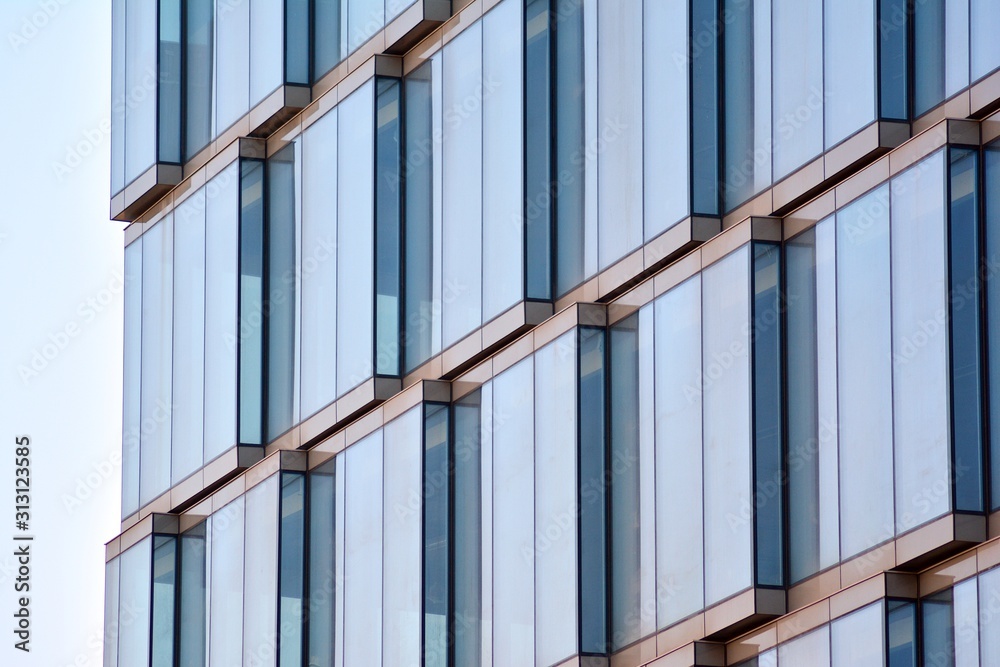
[306,461,335,667]
[122,239,142,517]
[151,536,177,667]
[178,523,207,667]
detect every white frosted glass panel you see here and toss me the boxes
[204,163,240,459]
[837,186,894,559]
[637,305,656,638]
[216,0,250,132]
[772,0,823,179]
[112,0,125,194]
[891,152,950,530]
[972,0,1000,80]
[383,409,423,667]
[172,191,206,483]
[758,649,777,667]
[105,558,120,667]
[118,539,151,667]
[493,358,535,666]
[344,432,383,666]
[337,83,375,396]
[598,0,643,268]
[348,0,383,51]
[946,0,970,97]
[832,603,884,667]
[815,219,840,569]
[141,216,173,507]
[210,498,245,666]
[123,240,142,517]
[702,248,753,605]
[980,568,1000,664]
[954,578,979,667]
[654,277,704,626]
[250,0,283,106]
[482,0,523,322]
[534,336,578,666]
[243,475,278,667]
[779,626,830,666]
[824,0,875,147]
[125,0,156,184]
[442,25,484,347]
[643,0,689,239]
[301,110,339,418]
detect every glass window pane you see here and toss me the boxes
[280,474,305,667]
[833,602,885,667]
[922,591,955,667]
[112,0,125,194]
[152,536,177,667]
[597,0,643,269]
[953,578,979,667]
[723,0,761,211]
[314,0,344,79]
[119,538,152,667]
[403,63,433,373]
[986,146,1000,511]
[888,600,918,667]
[267,145,298,440]
[525,0,551,301]
[825,0,875,147]
[534,335,578,666]
[772,0,823,179]
[972,0,1000,80]
[348,0,383,51]
[383,409,422,664]
[250,0,284,109]
[702,248,753,606]
[492,358,535,666]
[442,24,483,348]
[158,0,181,164]
[891,152,950,530]
[483,0,523,322]
[691,0,719,215]
[945,0,970,97]
[179,524,207,667]
[172,190,206,484]
[123,240,142,517]
[643,0,689,236]
[244,475,279,666]
[980,568,1000,664]
[914,0,945,117]
[125,0,157,184]
[837,186,894,559]
[376,78,401,376]
[344,432,383,665]
[880,0,909,120]
[579,327,607,653]
[216,0,250,132]
[337,82,375,395]
[424,403,450,667]
[104,558,120,667]
[185,0,213,158]
[453,393,482,666]
[210,498,245,666]
[239,160,265,447]
[654,276,704,626]
[286,0,310,85]
[307,463,335,667]
[300,110,339,418]
[779,626,830,666]
[140,216,173,507]
[205,163,240,459]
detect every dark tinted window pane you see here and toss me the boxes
[880,0,909,120]
[286,0,310,84]
[753,243,783,586]
[554,0,585,296]
[314,0,343,80]
[267,145,297,441]
[376,78,401,377]
[914,0,946,117]
[424,403,450,667]
[579,327,607,652]
[178,524,207,667]
[280,473,305,666]
[185,0,213,159]
[403,63,433,373]
[922,590,955,667]
[159,0,181,163]
[308,463,335,667]
[888,600,918,667]
[723,0,754,210]
[151,535,177,667]
[453,392,482,666]
[240,160,265,446]
[987,146,1000,511]
[949,148,984,513]
[525,0,552,300]
[691,0,719,215]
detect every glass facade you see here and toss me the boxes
[111,3,1000,667]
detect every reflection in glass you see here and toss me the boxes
[267,145,298,440]
[178,523,207,667]
[424,404,450,667]
[239,160,265,447]
[280,473,305,667]
[376,78,402,377]
[307,462,335,667]
[453,392,482,666]
[151,535,177,667]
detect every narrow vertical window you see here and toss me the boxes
[879,0,909,120]
[279,473,306,666]
[122,239,142,517]
[752,242,783,587]
[691,0,720,214]
[266,145,298,441]
[286,0,310,85]
[239,159,265,447]
[948,147,985,513]
[921,590,955,667]
[313,0,344,81]
[913,0,946,117]
[151,536,177,667]
[158,0,181,164]
[184,0,214,159]
[178,523,207,667]
[306,461,336,667]
[376,78,402,378]
[986,143,1000,511]
[579,326,607,653]
[525,0,552,299]
[453,391,482,666]
[887,600,918,667]
[424,403,450,667]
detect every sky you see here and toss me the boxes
[0,1,122,665]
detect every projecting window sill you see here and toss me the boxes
[641,641,725,667]
[111,163,182,222]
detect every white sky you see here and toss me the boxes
[0,1,122,665]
